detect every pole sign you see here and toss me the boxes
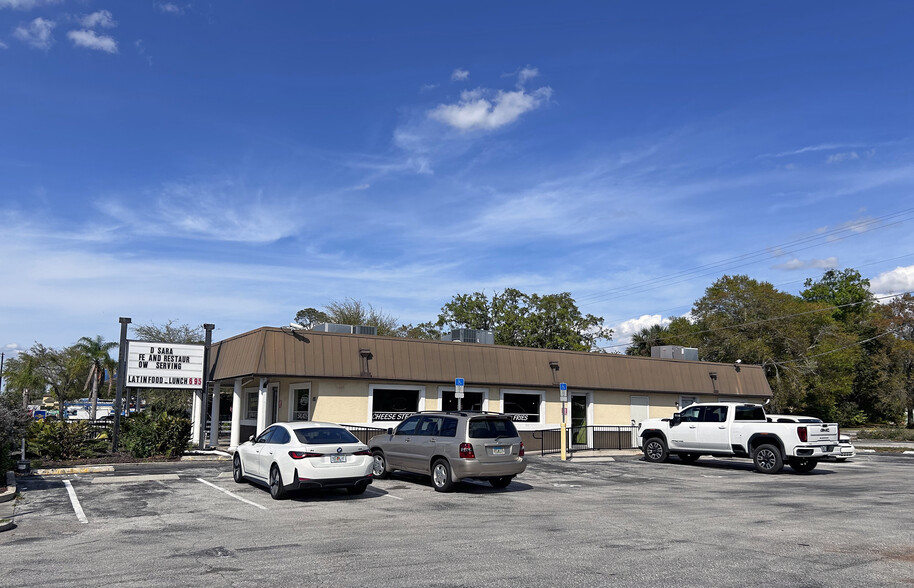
[559,382,568,402]
[454,377,465,399]
[126,341,205,389]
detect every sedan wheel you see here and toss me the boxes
[269,465,286,500]
[232,455,245,483]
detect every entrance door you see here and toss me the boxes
[630,396,649,425]
[570,395,588,447]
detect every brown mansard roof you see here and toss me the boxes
[208,327,771,398]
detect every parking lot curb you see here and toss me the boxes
[1,471,16,503]
[32,465,116,476]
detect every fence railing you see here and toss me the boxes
[528,425,639,456]
[341,425,388,445]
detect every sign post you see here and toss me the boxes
[559,383,568,461]
[455,378,465,411]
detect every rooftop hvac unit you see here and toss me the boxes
[312,322,359,334]
[352,325,378,336]
[447,328,495,344]
[650,345,699,361]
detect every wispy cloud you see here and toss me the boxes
[0,40,7,49]
[67,29,118,53]
[79,10,116,29]
[14,17,54,50]
[99,179,307,243]
[826,151,859,164]
[771,257,838,271]
[0,0,61,10]
[451,68,469,81]
[155,2,184,15]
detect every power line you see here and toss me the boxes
[769,329,898,367]
[578,206,914,306]
[601,290,913,351]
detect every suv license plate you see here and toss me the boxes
[492,446,506,456]
[330,456,347,463]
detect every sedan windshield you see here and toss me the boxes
[294,427,360,444]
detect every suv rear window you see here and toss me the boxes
[468,418,519,439]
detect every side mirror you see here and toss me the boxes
[670,414,682,427]
[248,435,255,442]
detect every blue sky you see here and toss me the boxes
[2,1,914,356]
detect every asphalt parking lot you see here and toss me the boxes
[2,452,914,587]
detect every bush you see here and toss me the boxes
[121,413,191,458]
[27,420,109,461]
[856,428,914,441]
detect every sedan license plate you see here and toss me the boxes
[492,446,506,456]
[330,455,347,463]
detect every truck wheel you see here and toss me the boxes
[642,437,669,463]
[679,453,701,464]
[788,457,818,473]
[752,444,783,474]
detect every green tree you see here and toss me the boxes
[25,344,88,420]
[293,307,331,328]
[437,289,612,351]
[801,268,874,325]
[74,335,118,420]
[625,324,671,356]
[294,299,402,336]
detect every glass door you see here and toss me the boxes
[570,395,588,448]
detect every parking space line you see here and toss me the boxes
[63,479,89,524]
[91,474,179,484]
[196,478,268,510]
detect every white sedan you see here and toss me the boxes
[233,422,374,499]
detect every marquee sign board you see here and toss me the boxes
[125,341,205,389]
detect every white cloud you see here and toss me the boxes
[826,151,859,164]
[772,257,838,271]
[13,17,54,50]
[155,2,184,15]
[80,10,116,29]
[614,314,672,338]
[0,40,7,49]
[67,29,118,53]
[0,0,61,9]
[451,68,469,81]
[428,86,552,132]
[352,183,371,191]
[517,66,538,85]
[870,265,914,297]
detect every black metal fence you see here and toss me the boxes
[341,425,388,445]
[527,425,639,456]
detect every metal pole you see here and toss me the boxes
[111,317,131,451]
[199,324,215,449]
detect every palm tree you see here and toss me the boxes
[75,336,118,420]
[626,324,670,357]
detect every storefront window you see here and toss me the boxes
[372,388,420,421]
[502,392,541,423]
[245,391,257,420]
[442,391,483,412]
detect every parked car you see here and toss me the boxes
[832,434,856,461]
[369,411,527,492]
[233,422,374,500]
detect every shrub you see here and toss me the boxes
[121,413,191,458]
[27,420,108,461]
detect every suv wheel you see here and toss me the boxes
[372,450,390,479]
[431,459,456,492]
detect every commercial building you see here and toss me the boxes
[204,326,773,450]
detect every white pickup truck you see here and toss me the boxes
[637,402,839,474]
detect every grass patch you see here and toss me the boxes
[856,428,914,441]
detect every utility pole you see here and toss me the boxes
[112,317,131,451]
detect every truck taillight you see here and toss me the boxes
[519,442,525,457]
[459,443,475,459]
[797,426,808,442]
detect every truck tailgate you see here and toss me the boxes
[805,422,839,444]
